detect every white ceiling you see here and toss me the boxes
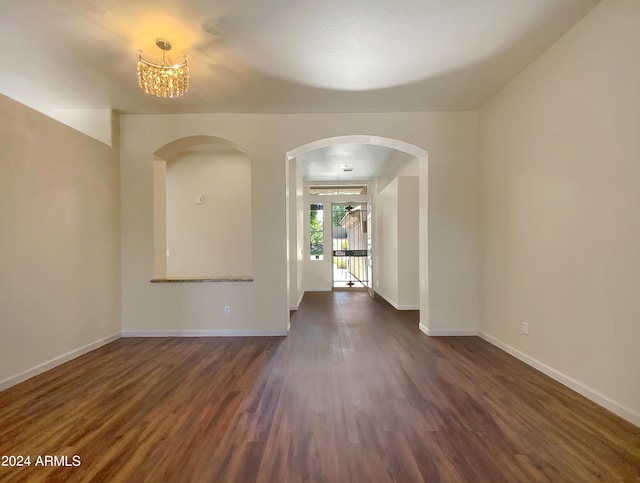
[297,143,414,182]
[0,0,599,116]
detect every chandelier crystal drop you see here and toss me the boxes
[138,39,188,98]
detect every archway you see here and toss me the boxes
[285,135,429,330]
[153,135,253,279]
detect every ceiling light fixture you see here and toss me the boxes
[138,38,188,98]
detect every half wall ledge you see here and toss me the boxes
[150,276,254,283]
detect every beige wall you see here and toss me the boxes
[397,177,420,307]
[295,166,305,306]
[166,151,252,277]
[286,158,305,309]
[376,178,399,304]
[0,94,120,387]
[375,177,419,309]
[480,0,640,424]
[120,112,480,334]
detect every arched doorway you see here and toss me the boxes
[285,135,429,329]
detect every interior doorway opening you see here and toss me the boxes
[331,202,371,291]
[286,134,428,330]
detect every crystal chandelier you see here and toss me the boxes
[138,39,188,98]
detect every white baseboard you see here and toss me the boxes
[419,323,479,336]
[376,291,419,310]
[121,329,288,337]
[376,291,398,308]
[0,332,121,392]
[289,291,305,310]
[305,288,332,292]
[479,331,640,428]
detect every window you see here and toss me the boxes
[310,203,324,260]
[309,185,367,196]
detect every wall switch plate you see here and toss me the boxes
[522,322,529,335]
[224,305,231,315]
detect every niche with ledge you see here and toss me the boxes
[152,136,253,283]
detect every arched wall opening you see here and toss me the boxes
[152,135,253,280]
[285,135,429,329]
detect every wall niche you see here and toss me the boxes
[152,136,252,281]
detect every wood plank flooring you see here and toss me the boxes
[0,291,639,482]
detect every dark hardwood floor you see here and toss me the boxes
[1,291,639,482]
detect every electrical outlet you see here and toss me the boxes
[522,322,529,335]
[224,305,231,315]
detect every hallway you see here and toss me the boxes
[0,292,638,481]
